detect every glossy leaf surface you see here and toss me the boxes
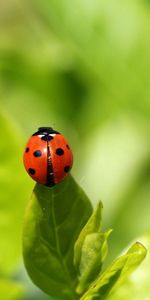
[81,242,147,300]
[76,229,112,295]
[74,202,103,270]
[23,175,92,300]
[74,203,111,294]
[108,233,150,300]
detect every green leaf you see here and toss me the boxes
[74,202,111,295]
[81,242,147,300]
[107,233,150,300]
[23,175,92,300]
[0,279,24,300]
[74,202,103,270]
[76,229,112,295]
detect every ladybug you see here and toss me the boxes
[23,127,73,187]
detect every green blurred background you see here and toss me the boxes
[1,0,150,299]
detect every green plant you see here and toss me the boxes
[22,175,147,300]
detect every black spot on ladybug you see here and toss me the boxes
[28,168,36,175]
[64,165,70,173]
[41,135,54,141]
[66,144,70,150]
[25,147,29,152]
[56,148,64,156]
[33,150,42,157]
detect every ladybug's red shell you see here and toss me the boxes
[23,127,73,187]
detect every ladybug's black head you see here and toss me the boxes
[32,127,59,136]
[38,127,54,133]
